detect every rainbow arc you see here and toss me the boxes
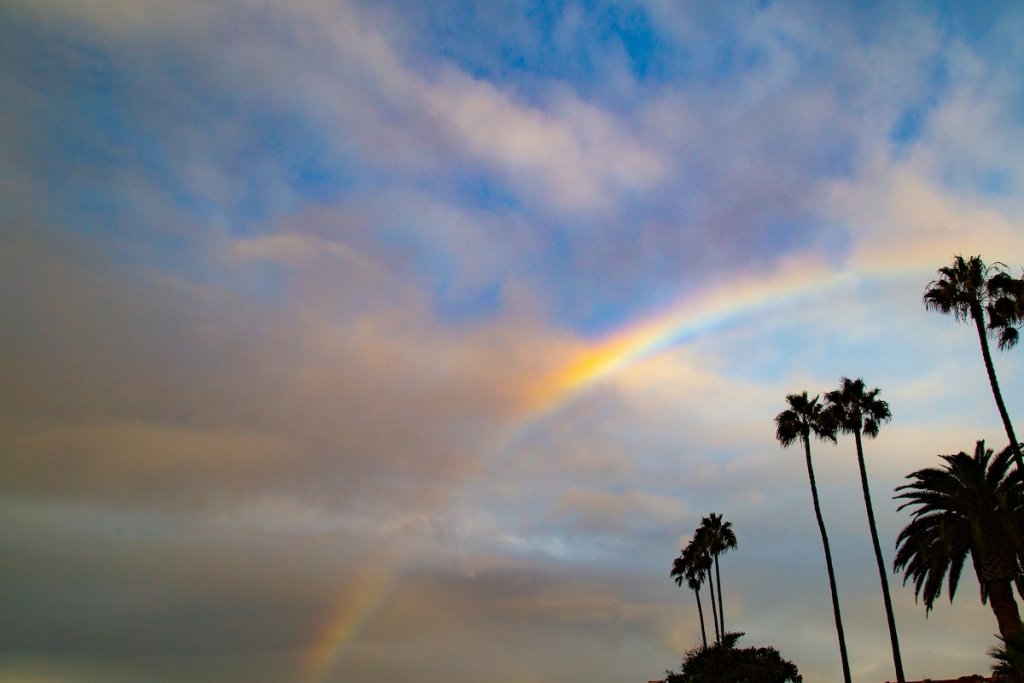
[304,257,852,681]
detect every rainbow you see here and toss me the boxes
[302,256,859,681]
[304,557,399,681]
[526,257,853,415]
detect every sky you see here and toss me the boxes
[3,1,1024,681]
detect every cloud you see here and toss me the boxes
[825,151,1024,275]
[553,487,688,536]
[419,66,668,213]
[0,213,569,513]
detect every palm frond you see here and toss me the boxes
[923,255,991,323]
[895,439,1024,615]
[824,377,891,439]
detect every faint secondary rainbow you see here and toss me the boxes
[303,257,856,681]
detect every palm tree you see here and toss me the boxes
[776,391,852,683]
[894,440,1024,639]
[704,556,720,645]
[924,255,1023,470]
[825,377,905,683]
[685,534,721,644]
[696,513,737,637]
[672,543,710,649]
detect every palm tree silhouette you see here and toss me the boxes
[672,543,710,649]
[894,440,1024,639]
[682,534,720,644]
[825,377,904,683]
[775,391,852,683]
[696,513,737,637]
[924,255,1023,470]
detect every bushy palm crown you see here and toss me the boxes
[697,513,737,559]
[894,441,1024,612]
[824,377,891,438]
[988,270,1024,350]
[924,254,1022,349]
[923,255,995,321]
[775,392,837,448]
[671,555,699,592]
[673,542,711,591]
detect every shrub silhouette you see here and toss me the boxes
[664,632,802,683]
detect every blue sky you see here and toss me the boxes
[4,1,1024,682]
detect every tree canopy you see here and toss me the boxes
[664,633,802,683]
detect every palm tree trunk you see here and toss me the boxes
[854,429,906,683]
[981,535,1024,638]
[804,436,853,683]
[693,587,707,649]
[707,570,720,645]
[972,307,1024,471]
[988,579,1024,639]
[714,554,725,636]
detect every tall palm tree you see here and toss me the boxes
[672,543,710,649]
[685,534,720,644]
[685,564,709,651]
[894,440,1024,639]
[924,255,1023,470]
[696,513,737,637]
[825,377,905,683]
[776,391,852,683]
